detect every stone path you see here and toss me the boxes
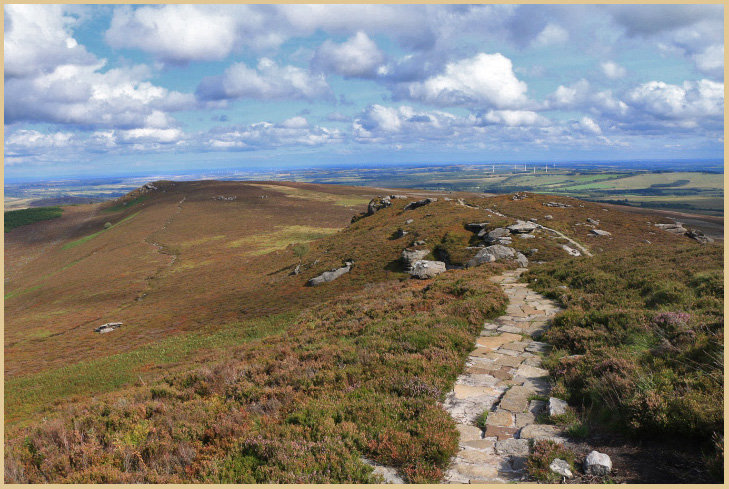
[443,268,563,484]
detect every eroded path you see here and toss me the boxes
[443,268,563,483]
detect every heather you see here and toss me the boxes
[4,266,507,483]
[4,206,63,233]
[525,242,723,462]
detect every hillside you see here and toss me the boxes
[4,181,723,483]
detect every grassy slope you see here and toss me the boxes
[4,206,63,233]
[4,186,723,482]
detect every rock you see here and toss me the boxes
[587,218,600,225]
[403,198,437,211]
[518,233,535,239]
[405,219,414,224]
[367,196,391,215]
[548,397,569,417]
[413,240,426,246]
[512,192,528,200]
[518,424,567,443]
[549,459,573,478]
[466,245,516,267]
[401,248,430,271]
[543,202,572,208]
[479,227,510,239]
[95,322,123,333]
[507,220,539,234]
[395,229,408,238]
[466,222,489,231]
[686,229,714,244]
[584,451,612,476]
[362,457,405,484]
[494,438,530,456]
[307,261,353,286]
[409,260,446,279]
[590,229,612,236]
[655,222,687,234]
[527,400,546,415]
[390,195,408,200]
[561,245,581,256]
[544,215,553,220]
[515,252,529,268]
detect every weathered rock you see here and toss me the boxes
[480,227,511,240]
[561,245,581,256]
[307,262,353,286]
[590,229,612,236]
[362,457,405,484]
[543,202,572,208]
[367,196,391,215]
[528,400,546,415]
[390,195,408,200]
[512,192,528,200]
[409,260,446,279]
[515,253,529,268]
[395,228,408,238]
[508,220,539,234]
[584,451,612,476]
[549,459,573,478]
[466,222,489,231]
[686,229,714,244]
[405,219,414,224]
[95,322,122,333]
[494,438,530,456]
[403,198,437,211]
[544,215,553,220]
[518,234,535,239]
[499,385,534,412]
[655,222,687,234]
[401,248,430,271]
[548,397,569,417]
[587,218,600,225]
[518,424,566,443]
[485,410,514,427]
[413,240,426,246]
[466,244,518,268]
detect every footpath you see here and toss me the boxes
[443,268,564,483]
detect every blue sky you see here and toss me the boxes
[4,4,724,179]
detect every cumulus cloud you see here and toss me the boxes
[693,44,724,79]
[601,61,626,79]
[398,53,529,109]
[625,79,723,120]
[311,32,386,78]
[205,119,343,150]
[579,117,603,135]
[478,110,551,127]
[4,4,97,78]
[532,24,569,47]
[5,130,74,152]
[195,58,332,102]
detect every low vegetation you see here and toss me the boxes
[5,206,63,233]
[526,242,723,476]
[4,267,507,483]
[525,439,577,483]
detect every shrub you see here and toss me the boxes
[525,439,576,483]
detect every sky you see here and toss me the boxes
[4,4,725,180]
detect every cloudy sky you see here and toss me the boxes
[4,4,724,179]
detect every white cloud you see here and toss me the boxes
[4,4,97,78]
[579,117,603,135]
[400,53,529,109]
[601,61,627,79]
[205,120,344,150]
[278,116,309,129]
[480,110,551,127]
[626,79,723,119]
[117,128,185,144]
[532,24,569,47]
[196,58,332,101]
[106,5,239,63]
[5,130,74,150]
[311,32,386,78]
[693,44,724,78]
[546,79,592,109]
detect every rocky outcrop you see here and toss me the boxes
[401,248,430,271]
[95,322,122,333]
[543,202,572,208]
[307,261,353,286]
[686,229,714,244]
[367,196,392,215]
[466,245,528,268]
[507,220,538,234]
[590,229,612,236]
[403,198,437,211]
[655,222,687,234]
[409,260,446,279]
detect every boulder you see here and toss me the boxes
[466,222,489,231]
[466,245,517,267]
[587,218,600,225]
[515,252,529,268]
[655,222,687,234]
[405,219,414,224]
[561,245,581,256]
[686,229,714,244]
[549,459,573,479]
[544,215,553,220]
[367,196,391,215]
[507,220,539,234]
[584,451,612,476]
[548,397,568,417]
[389,194,408,200]
[95,322,123,333]
[403,198,437,211]
[590,229,612,236]
[409,260,446,279]
[307,262,353,286]
[543,202,572,208]
[401,248,430,271]
[479,227,510,239]
[395,229,408,238]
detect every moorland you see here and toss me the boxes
[4,180,723,483]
